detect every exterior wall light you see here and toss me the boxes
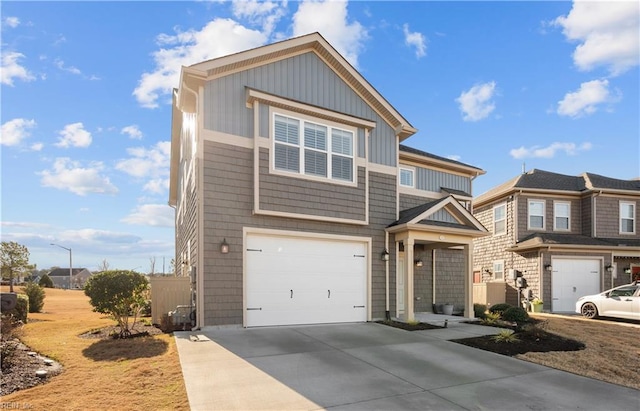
[624,267,632,275]
[381,249,390,261]
[220,238,229,254]
[605,264,614,273]
[544,264,552,272]
[415,260,423,267]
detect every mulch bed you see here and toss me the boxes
[375,319,444,331]
[452,329,585,356]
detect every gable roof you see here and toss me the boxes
[475,169,640,206]
[387,196,488,236]
[178,32,417,140]
[48,268,90,277]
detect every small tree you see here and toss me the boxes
[23,282,45,313]
[1,241,34,292]
[84,270,149,338]
[39,273,54,288]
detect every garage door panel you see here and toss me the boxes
[246,234,367,327]
[552,259,600,312]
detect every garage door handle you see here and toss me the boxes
[353,305,365,308]
[247,307,262,311]
[290,289,293,299]
[328,290,331,298]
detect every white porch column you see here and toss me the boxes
[405,239,415,322]
[464,244,474,319]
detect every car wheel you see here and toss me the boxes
[581,302,598,319]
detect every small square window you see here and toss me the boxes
[620,202,636,234]
[554,201,570,231]
[399,167,414,188]
[493,261,504,281]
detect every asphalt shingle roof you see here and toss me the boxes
[399,144,482,171]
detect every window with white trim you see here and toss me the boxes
[528,200,545,230]
[493,260,504,281]
[620,201,636,234]
[399,167,414,188]
[493,203,506,235]
[554,201,570,231]
[273,113,354,183]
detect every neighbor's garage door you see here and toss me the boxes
[551,259,601,312]
[245,233,367,327]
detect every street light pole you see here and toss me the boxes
[51,243,72,289]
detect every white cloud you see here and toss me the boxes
[55,122,92,148]
[292,0,368,68]
[134,19,266,108]
[121,204,174,227]
[121,125,143,139]
[557,79,617,118]
[231,0,287,34]
[554,0,639,76]
[39,157,118,196]
[54,58,82,75]
[510,142,593,159]
[403,24,427,58]
[115,141,171,192]
[30,142,44,151]
[3,16,20,28]
[455,81,497,122]
[1,51,35,86]
[1,118,36,146]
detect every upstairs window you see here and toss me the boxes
[554,201,570,231]
[620,201,636,234]
[528,200,545,230]
[493,203,506,235]
[399,167,415,188]
[273,113,354,183]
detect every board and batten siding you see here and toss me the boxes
[203,52,397,166]
[415,167,471,194]
[200,141,397,325]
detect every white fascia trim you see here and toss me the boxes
[202,129,254,149]
[253,208,368,226]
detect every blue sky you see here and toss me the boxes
[1,0,639,273]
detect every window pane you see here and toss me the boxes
[555,203,569,217]
[495,220,506,234]
[331,155,353,181]
[621,204,634,218]
[304,123,326,150]
[274,115,299,145]
[274,143,299,172]
[400,169,413,187]
[494,205,505,220]
[530,201,544,215]
[331,129,353,156]
[621,219,634,233]
[530,216,544,228]
[304,150,327,177]
[555,217,569,230]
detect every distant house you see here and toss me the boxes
[473,169,640,312]
[47,268,93,289]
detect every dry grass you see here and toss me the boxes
[519,314,640,390]
[1,286,189,410]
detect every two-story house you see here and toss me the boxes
[47,268,93,289]
[169,32,488,328]
[473,169,640,312]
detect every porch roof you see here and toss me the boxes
[507,233,640,255]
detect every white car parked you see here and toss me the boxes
[575,282,640,321]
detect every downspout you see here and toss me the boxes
[432,249,436,307]
[593,191,602,238]
[385,231,390,321]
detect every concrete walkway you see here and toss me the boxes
[175,322,640,411]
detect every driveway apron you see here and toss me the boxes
[175,322,640,411]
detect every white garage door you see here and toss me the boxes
[245,233,368,327]
[551,259,601,312]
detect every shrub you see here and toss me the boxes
[502,306,530,328]
[480,311,500,325]
[473,303,487,319]
[492,329,519,343]
[23,282,45,313]
[0,340,19,371]
[39,274,54,288]
[6,294,29,323]
[84,270,149,338]
[488,303,512,316]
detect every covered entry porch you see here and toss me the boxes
[386,197,488,322]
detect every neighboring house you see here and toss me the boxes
[473,169,640,312]
[47,268,92,289]
[169,32,488,328]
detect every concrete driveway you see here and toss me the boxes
[175,322,639,410]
